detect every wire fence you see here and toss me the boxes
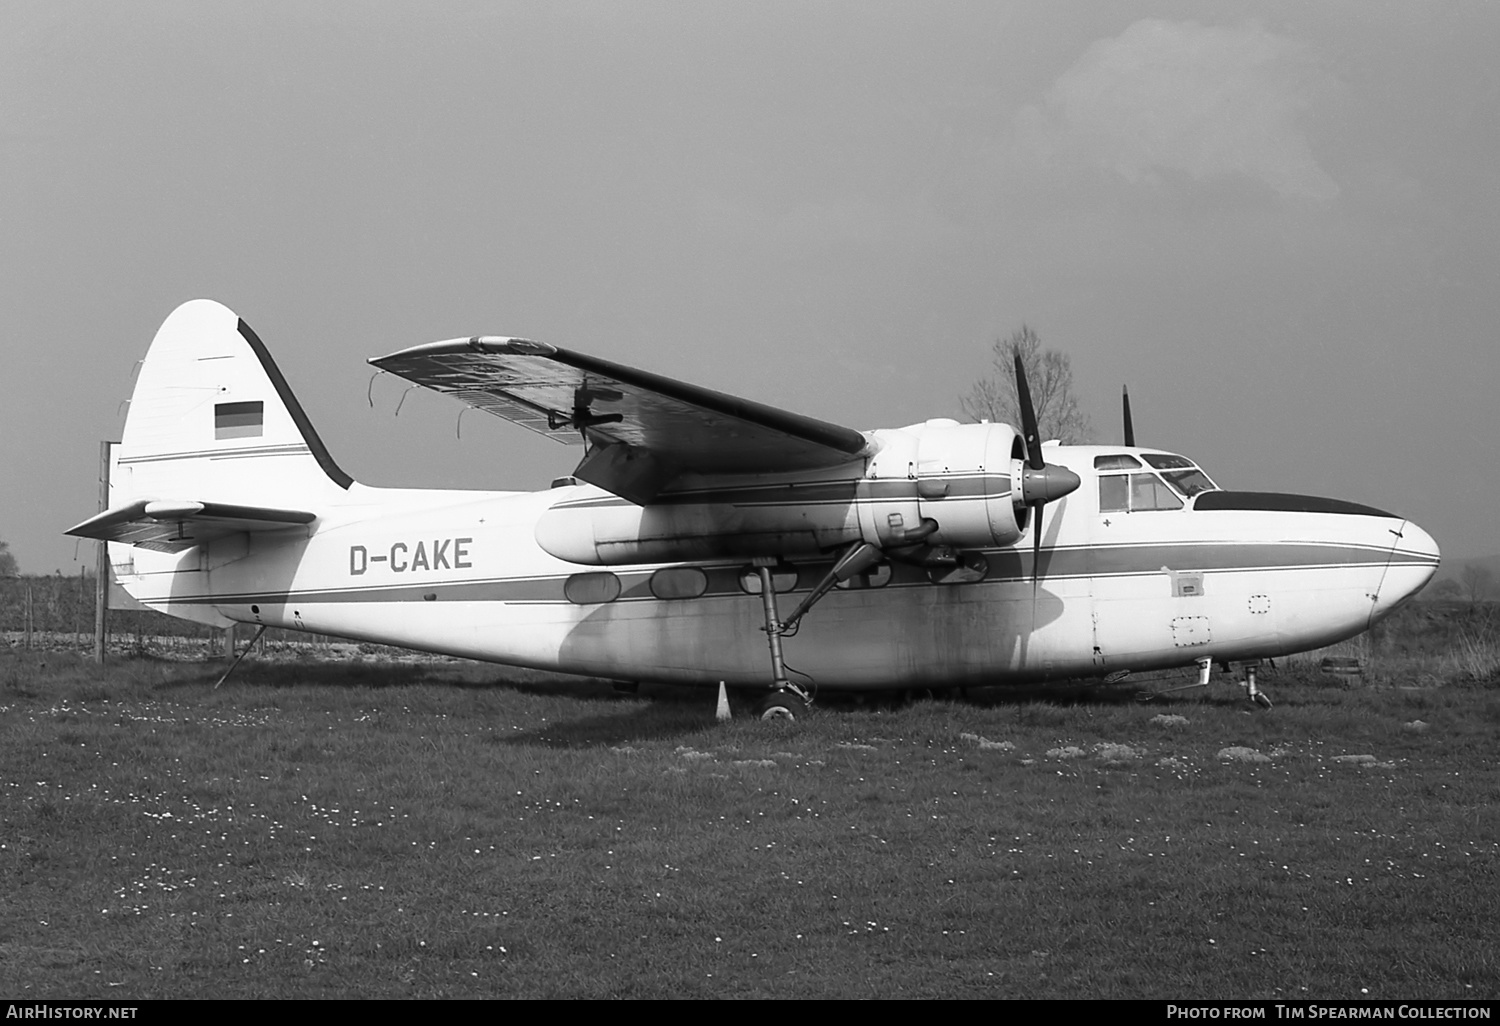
[0,574,359,660]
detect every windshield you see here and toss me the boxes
[1139,453,1218,498]
[1161,468,1216,498]
[1098,451,1219,511]
[1100,472,1184,512]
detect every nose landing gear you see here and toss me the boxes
[1241,662,1273,709]
[1136,657,1273,707]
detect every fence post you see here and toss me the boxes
[94,441,111,665]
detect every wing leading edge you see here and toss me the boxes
[369,337,872,504]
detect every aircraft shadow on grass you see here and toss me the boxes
[489,701,716,749]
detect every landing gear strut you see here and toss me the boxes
[752,561,813,721]
[1240,661,1273,709]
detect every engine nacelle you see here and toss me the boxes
[535,468,868,565]
[534,421,1027,565]
[909,419,1025,548]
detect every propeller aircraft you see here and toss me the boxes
[69,300,1440,718]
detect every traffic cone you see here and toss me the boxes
[715,681,731,722]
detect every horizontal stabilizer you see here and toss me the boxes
[66,499,316,553]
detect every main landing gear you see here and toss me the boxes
[755,688,810,721]
[744,541,963,722]
[751,559,815,721]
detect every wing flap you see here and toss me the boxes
[369,337,871,501]
[66,499,316,553]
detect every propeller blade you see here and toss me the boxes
[1013,353,1044,470]
[1122,386,1135,447]
[1031,501,1043,587]
[1013,353,1081,595]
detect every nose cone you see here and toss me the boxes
[1371,519,1441,625]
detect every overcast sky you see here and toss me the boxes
[4,1,1496,573]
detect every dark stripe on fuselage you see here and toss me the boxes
[1048,540,1408,578]
[551,486,1401,519]
[150,539,1431,609]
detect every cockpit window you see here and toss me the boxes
[1161,468,1217,498]
[1094,454,1142,470]
[1130,473,1183,511]
[1099,472,1184,512]
[1135,453,1217,498]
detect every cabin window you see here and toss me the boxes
[738,566,799,594]
[835,562,892,590]
[1142,453,1195,470]
[564,572,622,605]
[1094,454,1142,471]
[650,567,709,600]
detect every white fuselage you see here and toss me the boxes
[112,445,1439,690]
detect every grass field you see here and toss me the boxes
[2,627,1497,999]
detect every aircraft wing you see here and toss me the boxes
[369,337,872,504]
[66,499,316,553]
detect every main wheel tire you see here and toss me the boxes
[757,691,808,721]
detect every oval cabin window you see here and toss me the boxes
[835,562,892,590]
[564,572,622,605]
[738,567,799,594]
[650,567,709,600]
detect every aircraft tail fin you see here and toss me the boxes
[111,300,356,510]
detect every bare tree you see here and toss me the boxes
[961,325,1093,443]
[0,540,17,578]
[1461,563,1493,606]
